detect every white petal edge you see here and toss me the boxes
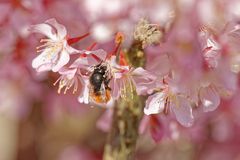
[144,92,165,115]
[32,49,53,72]
[52,49,70,72]
[46,18,67,40]
[199,87,220,112]
[78,78,89,104]
[28,23,56,40]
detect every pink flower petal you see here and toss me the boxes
[207,38,220,50]
[144,92,165,115]
[132,67,156,80]
[36,63,53,72]
[111,78,120,99]
[146,54,171,76]
[46,18,67,40]
[72,49,108,68]
[52,49,70,72]
[58,68,77,79]
[203,48,220,68]
[171,96,194,127]
[150,116,164,143]
[32,48,58,72]
[28,23,56,40]
[114,72,124,79]
[65,44,80,54]
[70,56,89,69]
[139,115,150,134]
[87,49,108,65]
[228,24,240,39]
[78,78,90,104]
[199,86,220,112]
[91,49,108,59]
[132,67,157,95]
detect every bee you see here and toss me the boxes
[89,63,112,104]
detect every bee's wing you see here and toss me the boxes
[99,81,106,93]
[99,82,108,100]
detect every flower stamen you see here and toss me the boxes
[54,75,79,94]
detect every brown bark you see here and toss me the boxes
[103,41,146,160]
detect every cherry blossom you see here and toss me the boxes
[54,68,79,94]
[144,77,194,127]
[199,29,221,69]
[29,18,80,72]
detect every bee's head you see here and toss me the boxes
[93,63,107,73]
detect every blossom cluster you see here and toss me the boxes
[30,13,240,130]
[29,18,150,106]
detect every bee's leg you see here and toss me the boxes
[104,77,111,85]
[105,86,111,91]
[104,80,112,91]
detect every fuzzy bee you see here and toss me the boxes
[89,63,112,104]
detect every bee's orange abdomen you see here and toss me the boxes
[91,89,111,104]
